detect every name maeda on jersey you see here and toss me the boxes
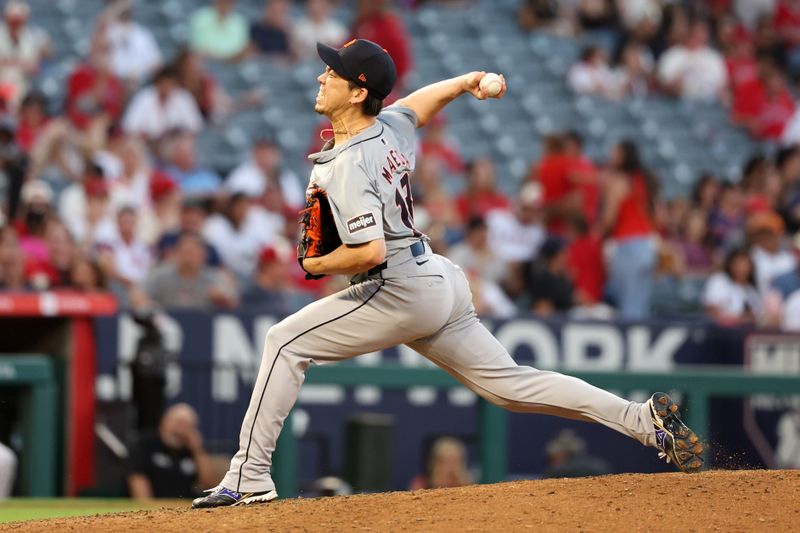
[380,148,411,184]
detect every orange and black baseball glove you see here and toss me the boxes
[297,187,342,279]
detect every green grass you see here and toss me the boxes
[0,499,184,523]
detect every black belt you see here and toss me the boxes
[367,240,426,276]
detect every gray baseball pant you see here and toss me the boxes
[221,250,656,493]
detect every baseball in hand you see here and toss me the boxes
[479,73,503,97]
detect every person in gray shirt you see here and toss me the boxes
[143,232,238,311]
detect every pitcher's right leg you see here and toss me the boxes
[194,271,456,508]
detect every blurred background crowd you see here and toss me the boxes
[1,0,800,330]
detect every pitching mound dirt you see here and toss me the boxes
[4,470,799,532]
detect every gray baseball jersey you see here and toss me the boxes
[307,105,423,258]
[219,105,658,494]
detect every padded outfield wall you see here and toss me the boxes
[89,312,800,494]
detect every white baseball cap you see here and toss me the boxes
[20,180,53,204]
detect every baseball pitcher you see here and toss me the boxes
[192,39,703,508]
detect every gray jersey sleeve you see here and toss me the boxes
[379,104,419,141]
[325,159,384,245]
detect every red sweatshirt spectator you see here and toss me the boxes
[351,0,412,88]
[775,0,800,48]
[733,58,795,140]
[455,157,510,222]
[531,134,593,235]
[565,214,605,305]
[564,131,600,226]
[724,27,759,92]
[65,33,125,131]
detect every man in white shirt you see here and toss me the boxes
[748,211,797,295]
[487,181,545,263]
[657,19,727,102]
[104,2,162,86]
[203,193,286,278]
[293,0,347,59]
[448,216,509,284]
[58,166,117,248]
[95,206,154,287]
[122,66,203,141]
[225,139,304,210]
[567,45,618,99]
[0,0,50,108]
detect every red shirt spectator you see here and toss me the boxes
[565,223,605,304]
[536,153,572,233]
[455,192,509,222]
[149,170,178,203]
[456,191,511,220]
[14,117,47,153]
[455,158,510,222]
[65,35,125,130]
[351,0,412,86]
[530,136,570,234]
[612,172,654,239]
[66,63,125,130]
[726,54,759,91]
[564,132,600,226]
[725,28,758,91]
[531,134,599,234]
[733,59,795,140]
[570,157,600,224]
[14,91,49,153]
[774,0,800,46]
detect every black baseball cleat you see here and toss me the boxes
[647,392,704,473]
[191,486,278,508]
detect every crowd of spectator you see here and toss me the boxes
[554,0,800,146]
[0,0,799,331]
[0,0,362,313]
[530,0,800,328]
